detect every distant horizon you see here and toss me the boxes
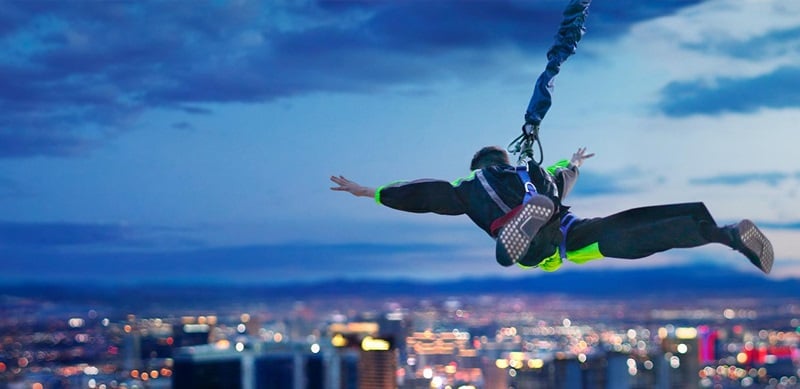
[2,262,793,291]
[2,251,791,287]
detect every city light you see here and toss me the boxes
[183,324,210,333]
[527,358,544,369]
[361,336,390,351]
[331,333,348,347]
[675,327,698,339]
[1,287,798,388]
[68,318,85,328]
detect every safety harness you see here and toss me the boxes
[482,166,576,263]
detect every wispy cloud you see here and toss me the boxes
[2,241,479,284]
[0,221,132,248]
[569,167,648,197]
[689,171,794,187]
[0,221,204,249]
[0,176,28,198]
[0,1,704,159]
[760,221,800,230]
[658,66,800,116]
[588,1,704,38]
[682,25,800,61]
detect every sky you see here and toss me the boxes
[2,0,800,285]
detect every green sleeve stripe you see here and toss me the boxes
[374,185,385,205]
[452,170,477,186]
[546,159,571,175]
[375,180,408,205]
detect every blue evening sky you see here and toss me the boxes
[2,1,800,284]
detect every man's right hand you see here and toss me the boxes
[570,147,595,168]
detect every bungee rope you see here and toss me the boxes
[509,0,591,166]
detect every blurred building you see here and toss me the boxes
[661,327,700,389]
[328,321,400,388]
[172,343,327,389]
[357,338,397,389]
[173,316,216,347]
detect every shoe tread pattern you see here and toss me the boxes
[739,219,774,274]
[496,197,554,266]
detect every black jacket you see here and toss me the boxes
[376,159,580,236]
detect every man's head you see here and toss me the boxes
[470,146,510,170]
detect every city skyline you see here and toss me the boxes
[2,1,800,284]
[2,278,798,388]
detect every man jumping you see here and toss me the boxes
[330,146,774,274]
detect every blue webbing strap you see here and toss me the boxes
[516,167,537,203]
[559,212,577,259]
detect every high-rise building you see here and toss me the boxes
[328,321,400,389]
[697,326,718,364]
[661,327,700,389]
[481,359,508,389]
[173,316,216,347]
[358,344,397,389]
[122,328,142,372]
[173,348,243,389]
[173,343,327,389]
[254,351,325,389]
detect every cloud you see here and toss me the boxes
[0,221,204,249]
[760,221,800,230]
[588,1,705,38]
[0,1,703,159]
[0,176,28,198]
[1,241,481,284]
[0,221,132,248]
[689,171,793,187]
[658,66,800,116]
[568,167,650,197]
[682,25,800,61]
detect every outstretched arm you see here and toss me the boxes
[330,175,375,198]
[331,175,467,215]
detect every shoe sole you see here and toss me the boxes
[738,219,774,274]
[496,196,554,266]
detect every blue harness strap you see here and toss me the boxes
[516,166,537,203]
[518,166,577,261]
[559,212,577,259]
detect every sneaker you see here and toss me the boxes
[495,195,554,266]
[730,219,774,274]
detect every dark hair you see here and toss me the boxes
[470,146,510,170]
